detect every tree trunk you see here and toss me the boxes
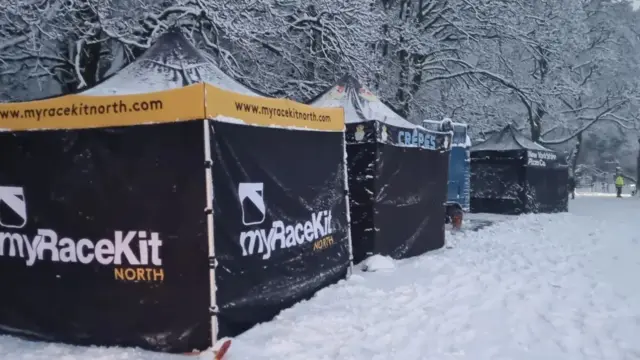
[394,0,413,118]
[571,132,583,176]
[636,138,640,186]
[395,49,410,117]
[529,105,544,142]
[530,47,548,142]
[81,40,102,89]
[304,5,320,82]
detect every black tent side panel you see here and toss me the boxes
[470,150,527,214]
[345,121,377,263]
[525,166,569,213]
[346,142,377,263]
[210,121,350,337]
[0,121,211,353]
[523,149,569,213]
[373,143,449,259]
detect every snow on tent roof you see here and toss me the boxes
[471,124,553,152]
[82,31,262,96]
[307,75,420,129]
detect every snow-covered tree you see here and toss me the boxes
[1,0,639,177]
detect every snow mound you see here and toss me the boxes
[227,197,640,359]
[360,255,396,272]
[347,274,366,283]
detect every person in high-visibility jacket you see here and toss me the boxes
[615,174,624,198]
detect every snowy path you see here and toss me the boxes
[3,195,640,359]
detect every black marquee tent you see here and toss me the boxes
[307,75,452,264]
[470,124,569,214]
[81,33,354,351]
[0,34,351,354]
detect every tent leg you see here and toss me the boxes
[203,119,218,349]
[342,130,354,277]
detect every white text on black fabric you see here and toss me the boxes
[239,210,334,260]
[0,230,165,282]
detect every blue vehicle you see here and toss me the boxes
[422,119,471,228]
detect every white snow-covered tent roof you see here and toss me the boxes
[471,124,552,152]
[307,75,420,129]
[82,31,263,96]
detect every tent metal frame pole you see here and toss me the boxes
[203,118,218,349]
[342,129,354,276]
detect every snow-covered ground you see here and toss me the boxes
[3,194,640,359]
[576,186,635,198]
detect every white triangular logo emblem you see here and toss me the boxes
[0,186,27,229]
[238,182,266,226]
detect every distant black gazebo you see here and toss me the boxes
[470,125,569,214]
[307,75,452,263]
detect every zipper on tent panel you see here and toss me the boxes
[342,129,354,277]
[203,118,218,348]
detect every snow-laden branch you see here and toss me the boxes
[540,99,629,145]
[0,35,29,51]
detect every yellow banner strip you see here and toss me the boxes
[0,84,206,131]
[0,83,344,132]
[205,84,344,132]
